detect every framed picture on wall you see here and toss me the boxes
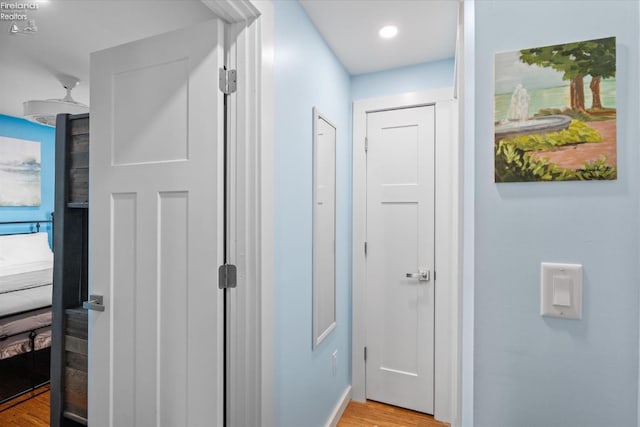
[494,36,617,182]
[0,136,42,206]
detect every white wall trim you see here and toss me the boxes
[255,2,275,426]
[202,0,259,23]
[460,1,474,426]
[201,1,274,426]
[351,87,460,425]
[325,386,352,427]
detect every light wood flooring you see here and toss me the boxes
[0,387,448,427]
[338,399,449,427]
[0,385,50,427]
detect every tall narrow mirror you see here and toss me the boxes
[312,107,336,349]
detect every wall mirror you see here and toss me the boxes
[312,107,336,349]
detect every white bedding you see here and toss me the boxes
[0,232,53,274]
[0,266,53,294]
[0,232,53,359]
[0,231,53,317]
[0,259,52,278]
[0,284,52,317]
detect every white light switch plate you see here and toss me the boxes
[541,263,582,319]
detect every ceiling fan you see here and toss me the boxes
[23,75,89,126]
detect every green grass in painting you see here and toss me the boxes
[495,120,616,182]
[495,146,616,182]
[499,120,602,152]
[575,157,617,180]
[495,144,571,181]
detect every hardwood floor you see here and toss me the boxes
[338,400,449,427]
[0,386,50,427]
[0,388,447,427]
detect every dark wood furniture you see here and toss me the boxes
[51,113,89,427]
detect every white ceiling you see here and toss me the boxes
[0,0,216,118]
[299,0,458,75]
[0,0,458,119]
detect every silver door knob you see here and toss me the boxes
[83,294,105,312]
[406,270,430,281]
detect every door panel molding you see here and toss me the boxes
[90,18,225,426]
[352,88,459,424]
[365,105,435,414]
[87,0,274,425]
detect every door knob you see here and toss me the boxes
[406,270,430,282]
[83,294,105,312]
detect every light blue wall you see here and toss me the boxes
[274,1,352,426]
[351,58,455,100]
[0,115,54,240]
[473,2,639,426]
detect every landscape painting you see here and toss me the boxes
[0,136,41,206]
[494,36,616,182]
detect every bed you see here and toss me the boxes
[0,222,53,403]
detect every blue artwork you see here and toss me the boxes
[0,136,41,206]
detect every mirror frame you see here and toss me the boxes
[312,107,337,349]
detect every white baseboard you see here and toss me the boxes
[325,385,352,427]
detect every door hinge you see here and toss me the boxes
[433,270,436,281]
[364,241,367,256]
[219,68,237,94]
[365,137,368,152]
[218,264,237,289]
[364,346,367,361]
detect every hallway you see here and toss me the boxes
[339,400,449,427]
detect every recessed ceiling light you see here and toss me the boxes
[378,25,398,39]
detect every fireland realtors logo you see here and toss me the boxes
[1,2,40,34]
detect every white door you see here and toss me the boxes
[89,19,225,426]
[365,105,435,414]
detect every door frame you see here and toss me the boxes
[74,0,272,425]
[199,1,275,425]
[351,87,460,425]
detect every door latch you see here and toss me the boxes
[405,270,430,282]
[82,294,105,312]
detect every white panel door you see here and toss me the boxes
[365,105,435,414]
[89,19,224,427]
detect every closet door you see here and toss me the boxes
[89,19,224,427]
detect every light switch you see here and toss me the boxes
[541,263,582,319]
[552,275,572,307]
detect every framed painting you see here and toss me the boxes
[0,136,42,206]
[494,36,616,182]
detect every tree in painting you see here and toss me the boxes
[519,37,615,112]
[494,36,617,182]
